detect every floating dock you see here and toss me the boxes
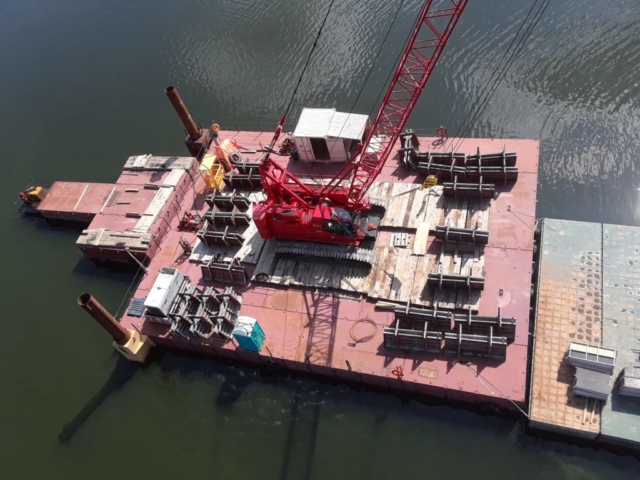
[529,218,640,451]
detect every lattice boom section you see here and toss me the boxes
[321,0,468,210]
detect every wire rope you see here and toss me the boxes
[283,0,337,119]
[455,0,551,146]
[450,0,551,152]
[349,318,378,346]
[449,0,543,144]
[368,1,424,120]
[351,0,406,118]
[455,2,551,145]
[462,363,530,417]
[327,0,406,157]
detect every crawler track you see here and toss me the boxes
[276,241,375,266]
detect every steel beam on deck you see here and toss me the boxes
[443,329,507,361]
[234,161,262,174]
[204,208,251,227]
[165,278,242,341]
[466,150,517,167]
[405,135,520,183]
[443,176,495,198]
[417,162,467,179]
[197,221,245,247]
[200,257,248,286]
[465,166,519,181]
[383,321,443,354]
[205,190,252,210]
[223,170,262,189]
[428,272,485,290]
[434,225,489,244]
[399,131,420,168]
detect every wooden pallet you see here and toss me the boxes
[391,232,409,248]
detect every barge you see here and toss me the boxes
[122,127,538,412]
[18,0,640,454]
[25,91,539,412]
[22,88,640,452]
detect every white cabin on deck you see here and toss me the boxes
[292,108,370,163]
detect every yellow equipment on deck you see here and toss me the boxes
[199,154,225,191]
[19,186,47,207]
[420,175,438,190]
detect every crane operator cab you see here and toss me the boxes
[321,207,377,242]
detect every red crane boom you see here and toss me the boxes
[254,0,467,248]
[321,0,468,210]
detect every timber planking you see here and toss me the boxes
[237,180,491,309]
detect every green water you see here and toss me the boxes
[1,0,639,478]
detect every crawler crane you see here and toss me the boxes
[253,0,468,265]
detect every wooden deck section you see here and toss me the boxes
[241,182,489,310]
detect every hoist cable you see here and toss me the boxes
[283,0,337,118]
[451,0,551,152]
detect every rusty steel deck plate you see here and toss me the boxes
[530,219,602,436]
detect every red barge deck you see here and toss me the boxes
[36,155,198,263]
[81,129,539,411]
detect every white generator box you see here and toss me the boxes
[144,267,185,317]
[292,108,370,163]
